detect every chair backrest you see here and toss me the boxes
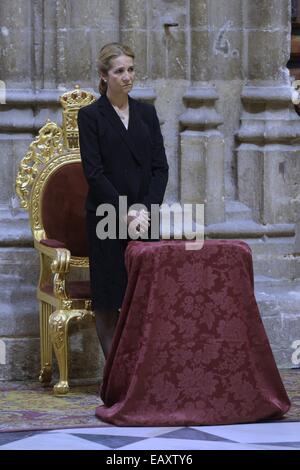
[41,160,88,257]
[15,86,96,259]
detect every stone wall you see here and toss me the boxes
[0,0,299,383]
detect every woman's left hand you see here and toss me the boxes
[127,209,150,238]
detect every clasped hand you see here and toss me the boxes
[126,209,150,238]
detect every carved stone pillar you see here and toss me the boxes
[0,0,33,89]
[0,0,120,381]
[121,0,190,207]
[120,0,148,81]
[237,86,300,224]
[237,0,300,224]
[119,0,156,104]
[55,0,120,90]
[179,0,225,225]
[179,87,225,225]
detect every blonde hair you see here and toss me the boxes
[97,42,135,95]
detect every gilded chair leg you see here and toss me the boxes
[38,301,53,384]
[49,308,94,395]
[49,309,70,395]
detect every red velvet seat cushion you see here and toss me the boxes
[41,280,91,299]
[40,239,67,248]
[41,162,88,257]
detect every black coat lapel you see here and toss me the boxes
[97,94,143,167]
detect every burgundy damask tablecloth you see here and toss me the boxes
[96,240,290,426]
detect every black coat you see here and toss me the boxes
[77,93,169,310]
[78,93,169,213]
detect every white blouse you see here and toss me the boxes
[112,105,129,130]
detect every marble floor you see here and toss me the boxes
[1,422,300,450]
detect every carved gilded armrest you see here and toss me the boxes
[34,239,71,300]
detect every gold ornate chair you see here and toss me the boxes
[15,86,96,395]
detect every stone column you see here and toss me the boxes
[179,0,225,225]
[119,0,156,104]
[0,0,120,382]
[0,0,33,89]
[179,87,225,225]
[55,0,120,90]
[0,1,38,381]
[237,0,300,224]
[120,0,190,207]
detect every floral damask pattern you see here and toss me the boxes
[96,240,290,426]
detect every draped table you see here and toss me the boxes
[96,240,290,426]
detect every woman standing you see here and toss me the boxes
[78,43,169,358]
